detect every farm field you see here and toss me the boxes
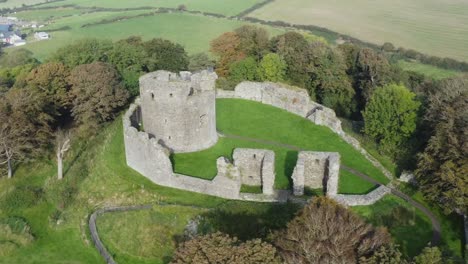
[251,0,468,62]
[0,0,47,8]
[397,60,462,80]
[28,0,264,16]
[12,12,284,61]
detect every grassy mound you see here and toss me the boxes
[174,99,387,194]
[0,217,34,256]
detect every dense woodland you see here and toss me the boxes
[0,25,466,263]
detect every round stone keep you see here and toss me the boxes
[139,70,218,153]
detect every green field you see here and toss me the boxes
[21,0,264,16]
[13,12,283,61]
[397,60,462,80]
[0,0,47,8]
[251,0,468,62]
[173,99,388,194]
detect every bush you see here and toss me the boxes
[1,186,43,212]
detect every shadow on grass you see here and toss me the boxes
[284,151,298,189]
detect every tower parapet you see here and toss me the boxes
[139,70,218,153]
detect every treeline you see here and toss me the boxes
[242,17,468,72]
[210,25,467,216]
[0,36,210,179]
[171,197,443,264]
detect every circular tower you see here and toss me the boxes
[139,70,218,153]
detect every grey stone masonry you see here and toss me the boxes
[292,152,340,196]
[140,70,218,153]
[233,148,275,195]
[332,186,391,206]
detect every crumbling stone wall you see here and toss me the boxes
[292,152,340,196]
[233,149,275,195]
[331,186,391,206]
[140,70,218,153]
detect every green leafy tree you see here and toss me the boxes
[363,84,420,156]
[257,53,286,82]
[413,246,442,264]
[416,76,467,214]
[235,25,270,60]
[108,41,146,96]
[270,32,311,87]
[188,52,215,72]
[229,57,258,83]
[171,232,281,264]
[359,244,407,264]
[274,197,391,264]
[68,62,129,133]
[143,38,189,72]
[308,42,355,116]
[51,39,113,67]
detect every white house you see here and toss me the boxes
[34,31,49,40]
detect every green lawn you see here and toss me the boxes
[33,0,265,16]
[353,195,433,257]
[16,12,283,61]
[251,0,468,62]
[97,205,206,264]
[397,60,462,80]
[173,99,389,194]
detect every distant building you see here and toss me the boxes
[34,32,49,40]
[0,31,24,46]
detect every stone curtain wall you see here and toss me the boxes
[124,104,283,201]
[331,186,391,206]
[217,82,393,180]
[232,149,275,195]
[139,71,218,153]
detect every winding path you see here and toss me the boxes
[222,133,442,244]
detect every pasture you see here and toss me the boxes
[15,12,283,61]
[26,0,265,16]
[251,0,468,62]
[397,60,462,80]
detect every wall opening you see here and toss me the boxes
[188,87,194,96]
[169,93,173,97]
[151,93,154,100]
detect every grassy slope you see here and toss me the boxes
[397,60,462,80]
[15,12,283,61]
[251,0,468,62]
[37,0,264,16]
[353,195,433,257]
[0,0,47,8]
[174,99,387,194]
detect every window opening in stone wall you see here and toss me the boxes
[253,154,257,159]
[168,136,171,140]
[151,93,154,100]
[169,93,173,97]
[188,87,194,96]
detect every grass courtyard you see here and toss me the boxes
[173,99,388,194]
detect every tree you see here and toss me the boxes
[171,232,281,264]
[362,84,420,156]
[210,32,245,76]
[270,32,310,87]
[416,76,467,214]
[68,62,129,133]
[274,197,391,263]
[55,129,71,180]
[229,57,258,83]
[52,39,113,67]
[0,88,53,178]
[355,48,392,106]
[307,43,355,116]
[177,4,187,11]
[143,38,189,72]
[25,62,71,117]
[413,246,442,264]
[381,42,395,52]
[0,48,38,68]
[359,244,407,264]
[108,41,146,96]
[234,25,270,60]
[188,53,215,72]
[257,53,286,82]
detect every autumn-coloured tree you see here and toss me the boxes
[0,88,53,178]
[68,62,129,133]
[171,232,281,264]
[359,244,407,264]
[210,32,245,76]
[274,197,391,264]
[234,25,270,60]
[25,62,71,116]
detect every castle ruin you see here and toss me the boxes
[123,70,391,205]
